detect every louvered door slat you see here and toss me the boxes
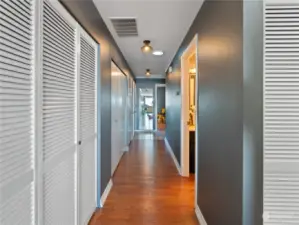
[0,1,34,225]
[264,1,299,224]
[79,33,97,225]
[42,1,76,224]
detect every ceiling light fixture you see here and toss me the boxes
[141,40,153,53]
[153,50,163,56]
[145,69,151,76]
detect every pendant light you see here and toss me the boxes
[145,69,151,76]
[141,40,153,53]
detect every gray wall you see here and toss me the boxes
[157,87,166,115]
[166,0,264,224]
[60,0,135,199]
[135,79,165,130]
[166,0,247,224]
[166,70,181,164]
[243,1,263,225]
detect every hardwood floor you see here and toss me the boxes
[89,133,199,225]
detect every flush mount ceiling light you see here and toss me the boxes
[141,40,153,53]
[145,69,151,76]
[152,50,163,56]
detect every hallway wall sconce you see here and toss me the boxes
[141,40,153,53]
[145,69,151,76]
[189,68,196,74]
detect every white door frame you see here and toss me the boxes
[132,81,136,139]
[137,87,155,132]
[180,34,199,205]
[155,84,166,131]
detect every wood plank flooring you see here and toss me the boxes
[89,133,199,225]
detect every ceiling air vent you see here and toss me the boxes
[110,18,138,37]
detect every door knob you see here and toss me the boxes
[78,141,82,145]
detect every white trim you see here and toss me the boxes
[194,34,199,208]
[195,205,207,225]
[262,0,266,221]
[125,75,130,146]
[33,0,44,224]
[83,210,96,225]
[132,81,136,139]
[180,34,198,178]
[180,34,199,207]
[96,45,102,208]
[137,87,155,131]
[94,44,99,211]
[154,84,166,131]
[164,138,181,175]
[75,22,81,225]
[100,179,113,207]
[123,146,129,152]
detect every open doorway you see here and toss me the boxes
[180,35,199,206]
[138,88,154,130]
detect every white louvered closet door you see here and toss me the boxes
[78,31,97,225]
[42,1,77,224]
[264,1,299,224]
[0,1,34,224]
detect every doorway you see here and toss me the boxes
[138,88,154,131]
[180,35,199,206]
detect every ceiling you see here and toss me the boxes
[93,0,204,79]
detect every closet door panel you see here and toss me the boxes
[0,1,34,224]
[128,77,134,142]
[264,1,299,224]
[120,74,127,149]
[111,62,122,174]
[42,1,76,224]
[78,34,97,225]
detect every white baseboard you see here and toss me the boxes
[100,179,113,207]
[195,205,207,225]
[84,208,96,225]
[164,138,181,175]
[123,146,129,152]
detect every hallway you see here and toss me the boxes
[89,133,199,225]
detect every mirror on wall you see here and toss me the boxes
[189,69,196,109]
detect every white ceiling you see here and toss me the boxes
[93,0,204,78]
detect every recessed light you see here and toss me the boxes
[153,50,163,56]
